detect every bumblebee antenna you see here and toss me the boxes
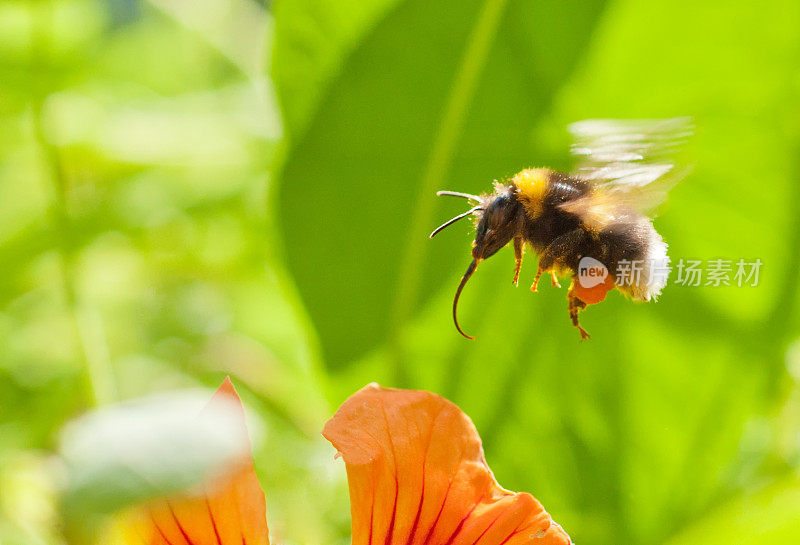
[429,206,482,239]
[437,190,481,201]
[453,259,479,340]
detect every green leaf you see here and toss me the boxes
[271,0,405,139]
[274,0,607,368]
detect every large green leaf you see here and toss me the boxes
[274,0,607,368]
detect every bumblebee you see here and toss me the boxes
[430,118,691,339]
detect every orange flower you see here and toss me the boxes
[131,379,571,545]
[133,377,269,545]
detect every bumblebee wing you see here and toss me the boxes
[566,117,693,220]
[559,192,637,232]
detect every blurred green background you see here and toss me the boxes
[1,0,799,544]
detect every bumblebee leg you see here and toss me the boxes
[567,280,590,340]
[568,296,590,340]
[512,236,524,286]
[530,269,542,292]
[530,266,552,292]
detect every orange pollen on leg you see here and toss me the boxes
[573,273,616,305]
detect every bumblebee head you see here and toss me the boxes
[471,191,521,260]
[430,186,522,339]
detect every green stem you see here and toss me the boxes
[30,1,116,407]
[387,0,509,385]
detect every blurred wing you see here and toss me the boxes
[563,117,692,225]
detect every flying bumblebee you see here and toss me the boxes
[430,117,692,340]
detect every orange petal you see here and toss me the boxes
[322,385,572,545]
[138,378,269,545]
